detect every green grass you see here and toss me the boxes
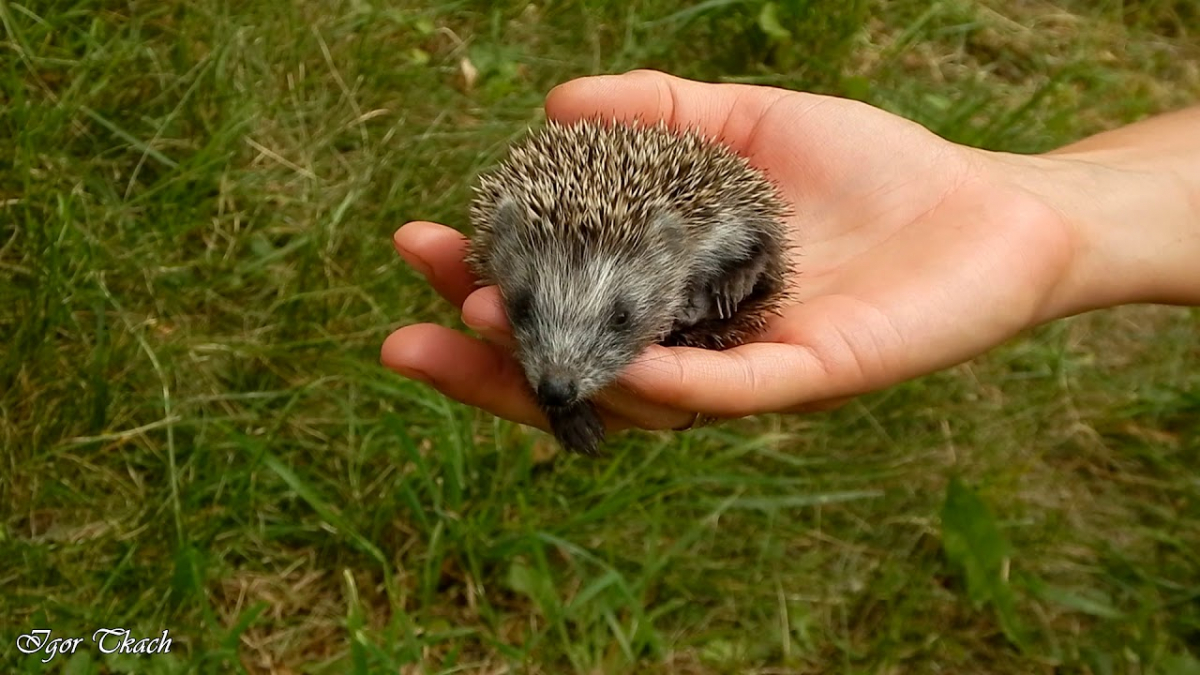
[2,0,1198,672]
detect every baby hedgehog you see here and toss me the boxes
[465,118,792,456]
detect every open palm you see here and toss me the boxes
[382,70,1074,432]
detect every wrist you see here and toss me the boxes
[988,146,1200,321]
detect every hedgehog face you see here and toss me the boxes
[503,238,686,409]
[468,199,690,409]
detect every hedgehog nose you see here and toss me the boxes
[537,376,577,407]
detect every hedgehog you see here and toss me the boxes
[464,118,793,456]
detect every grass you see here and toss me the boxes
[1,0,1198,672]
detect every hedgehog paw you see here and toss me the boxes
[712,242,771,319]
[677,283,716,328]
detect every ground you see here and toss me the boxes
[1,0,1198,673]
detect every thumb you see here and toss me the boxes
[613,295,891,417]
[615,341,845,418]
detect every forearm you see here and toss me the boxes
[1002,106,1200,318]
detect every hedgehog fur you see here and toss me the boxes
[465,118,793,455]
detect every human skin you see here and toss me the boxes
[380,70,1200,434]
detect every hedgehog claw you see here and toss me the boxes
[713,256,766,322]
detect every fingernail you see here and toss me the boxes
[399,249,434,279]
[464,320,510,346]
[392,365,433,385]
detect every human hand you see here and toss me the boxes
[381,70,1192,434]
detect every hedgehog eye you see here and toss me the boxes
[507,291,534,327]
[611,305,632,331]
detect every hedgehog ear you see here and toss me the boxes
[487,198,529,258]
[482,198,532,280]
[649,210,687,253]
[494,198,526,234]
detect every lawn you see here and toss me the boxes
[2,0,1198,672]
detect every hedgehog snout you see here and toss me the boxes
[535,372,579,408]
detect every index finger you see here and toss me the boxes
[393,221,479,310]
